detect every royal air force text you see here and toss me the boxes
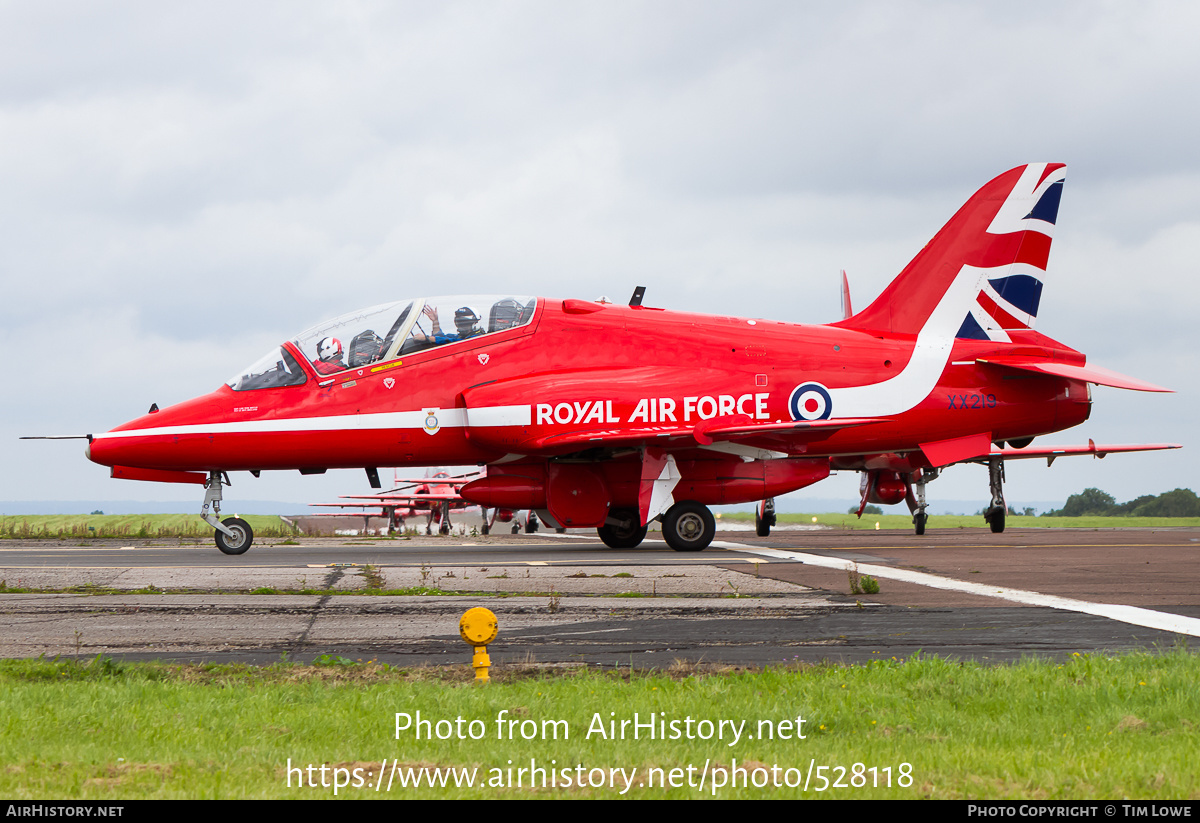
[535,394,771,426]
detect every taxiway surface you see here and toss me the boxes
[1,527,1196,668]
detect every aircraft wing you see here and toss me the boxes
[975,440,1181,467]
[977,357,1172,393]
[387,477,477,487]
[522,416,885,454]
[338,493,465,502]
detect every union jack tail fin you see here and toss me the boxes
[837,163,1066,341]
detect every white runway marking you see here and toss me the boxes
[716,543,1200,638]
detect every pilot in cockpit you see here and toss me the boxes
[313,337,347,374]
[413,305,485,346]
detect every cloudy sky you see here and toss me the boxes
[2,1,1196,512]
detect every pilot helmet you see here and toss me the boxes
[489,298,524,331]
[317,337,343,362]
[454,307,480,334]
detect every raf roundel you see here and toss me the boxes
[789,382,833,421]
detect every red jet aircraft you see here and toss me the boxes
[78,163,1179,554]
[309,469,539,535]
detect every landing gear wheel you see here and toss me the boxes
[215,517,253,555]
[987,506,1006,534]
[481,523,490,535]
[524,512,539,534]
[913,512,927,536]
[662,501,715,552]
[511,523,520,534]
[597,509,648,549]
[755,498,776,537]
[439,521,450,535]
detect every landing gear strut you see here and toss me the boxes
[755,498,777,537]
[906,468,937,535]
[984,457,1006,534]
[662,500,716,552]
[202,471,254,555]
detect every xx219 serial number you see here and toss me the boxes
[947,393,997,410]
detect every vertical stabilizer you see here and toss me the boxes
[836,163,1066,341]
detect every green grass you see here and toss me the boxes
[0,514,297,540]
[717,512,1200,530]
[0,649,1196,799]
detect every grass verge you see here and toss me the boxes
[0,648,1196,799]
[718,512,1200,530]
[0,514,297,540]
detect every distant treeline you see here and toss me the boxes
[1043,488,1200,517]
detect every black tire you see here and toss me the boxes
[755,509,771,537]
[662,501,715,552]
[597,509,648,549]
[524,512,539,534]
[439,521,450,535]
[988,506,1006,534]
[511,523,520,534]
[215,517,253,555]
[914,512,927,535]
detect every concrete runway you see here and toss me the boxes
[1,527,1197,668]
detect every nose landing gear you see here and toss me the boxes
[202,471,255,555]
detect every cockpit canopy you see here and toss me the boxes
[227,294,536,391]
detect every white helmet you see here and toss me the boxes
[317,337,343,362]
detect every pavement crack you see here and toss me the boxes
[294,568,344,650]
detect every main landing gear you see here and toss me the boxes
[902,458,1008,536]
[661,501,716,552]
[202,471,255,555]
[592,500,718,551]
[756,498,777,537]
[523,510,539,534]
[983,456,1006,534]
[597,508,648,549]
[907,468,936,536]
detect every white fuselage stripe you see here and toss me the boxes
[721,545,1200,637]
[826,264,981,417]
[93,405,532,440]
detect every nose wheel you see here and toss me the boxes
[201,471,256,555]
[215,517,254,555]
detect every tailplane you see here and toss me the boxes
[837,163,1066,341]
